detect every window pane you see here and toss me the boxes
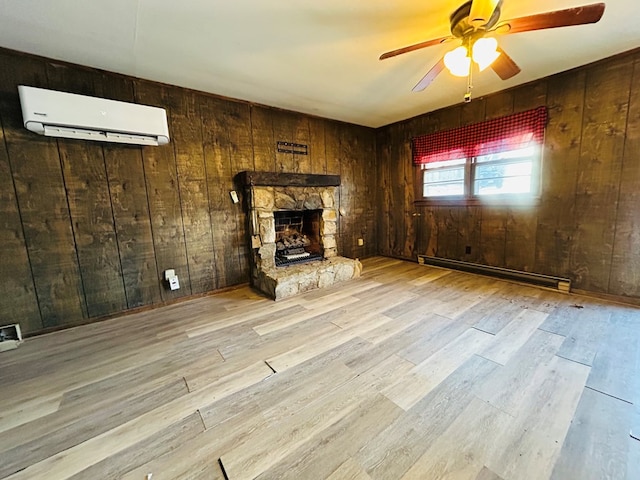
[421,158,466,169]
[475,175,532,195]
[423,165,465,197]
[475,160,532,180]
[473,147,536,196]
[475,146,535,163]
[424,182,464,197]
[425,167,464,183]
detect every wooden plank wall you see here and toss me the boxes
[376,48,640,303]
[0,48,376,335]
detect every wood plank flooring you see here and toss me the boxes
[1,256,638,479]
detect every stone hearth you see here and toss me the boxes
[239,172,361,300]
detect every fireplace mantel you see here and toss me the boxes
[237,171,340,188]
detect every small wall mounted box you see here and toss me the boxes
[164,269,180,291]
[168,276,180,290]
[0,323,23,352]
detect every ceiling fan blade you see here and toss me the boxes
[503,2,605,34]
[469,0,501,28]
[413,57,446,92]
[491,47,521,80]
[380,36,452,60]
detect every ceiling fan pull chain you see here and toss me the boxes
[465,65,473,103]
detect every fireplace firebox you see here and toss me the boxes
[274,209,323,266]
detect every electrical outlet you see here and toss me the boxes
[357,238,364,246]
[168,276,180,290]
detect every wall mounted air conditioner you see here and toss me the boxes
[18,85,170,146]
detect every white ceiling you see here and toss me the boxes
[0,1,637,128]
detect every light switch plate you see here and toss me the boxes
[230,191,239,204]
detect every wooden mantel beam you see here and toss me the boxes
[236,171,341,187]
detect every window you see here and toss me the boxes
[413,107,547,203]
[421,145,540,198]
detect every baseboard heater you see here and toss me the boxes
[417,255,571,292]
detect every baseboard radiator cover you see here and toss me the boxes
[417,255,571,292]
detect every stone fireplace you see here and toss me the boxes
[238,171,362,300]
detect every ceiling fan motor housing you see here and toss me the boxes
[450,0,502,37]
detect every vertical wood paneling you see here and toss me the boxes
[1,57,86,329]
[512,81,548,113]
[58,139,128,316]
[504,208,537,271]
[484,92,514,120]
[250,106,276,172]
[436,105,462,131]
[609,53,640,297]
[135,82,191,301]
[309,118,327,174]
[201,96,242,288]
[422,208,438,257]
[480,208,506,267]
[101,76,162,309]
[325,121,342,176]
[0,51,43,333]
[457,206,482,262]
[273,110,296,172]
[0,103,41,332]
[460,98,486,126]
[376,128,391,256]
[388,123,404,257]
[5,123,87,328]
[572,57,632,292]
[225,101,253,283]
[410,114,439,258]
[338,124,357,257]
[325,121,342,250]
[47,64,127,318]
[400,123,416,259]
[361,128,377,257]
[293,113,312,174]
[535,70,585,278]
[436,207,459,259]
[170,90,216,295]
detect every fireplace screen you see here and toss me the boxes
[274,209,323,267]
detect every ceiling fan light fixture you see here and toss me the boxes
[444,46,471,77]
[472,37,500,71]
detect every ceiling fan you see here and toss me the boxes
[380,1,606,99]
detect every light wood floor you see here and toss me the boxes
[1,257,639,480]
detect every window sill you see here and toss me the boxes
[414,195,541,207]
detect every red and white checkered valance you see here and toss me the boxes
[412,106,548,165]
